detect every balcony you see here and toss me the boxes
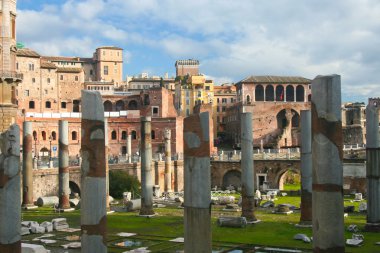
[0,71,23,81]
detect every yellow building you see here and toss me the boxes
[175,74,217,135]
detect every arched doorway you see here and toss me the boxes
[69,181,81,197]
[286,85,294,102]
[296,85,304,102]
[277,169,300,191]
[255,85,264,101]
[103,100,113,112]
[115,100,125,111]
[265,85,274,101]
[222,170,241,190]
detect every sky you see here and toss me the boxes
[17,0,380,102]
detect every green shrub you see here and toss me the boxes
[109,170,141,199]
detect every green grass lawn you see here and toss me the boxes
[283,183,301,191]
[21,196,379,253]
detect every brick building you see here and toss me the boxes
[213,84,236,136]
[225,76,311,148]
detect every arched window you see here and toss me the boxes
[103,100,113,112]
[265,85,274,101]
[276,85,284,101]
[111,130,117,140]
[73,100,80,112]
[51,131,57,141]
[45,101,51,108]
[131,130,137,140]
[255,85,264,101]
[296,85,305,102]
[29,101,35,109]
[121,131,127,140]
[308,94,311,102]
[122,146,127,155]
[151,130,156,140]
[33,131,37,140]
[42,131,47,141]
[246,95,251,104]
[128,100,138,110]
[115,100,125,111]
[292,112,300,128]
[286,85,294,102]
[72,131,77,141]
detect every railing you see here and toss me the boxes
[343,144,366,150]
[0,71,23,79]
[212,148,301,161]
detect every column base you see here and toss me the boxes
[364,223,380,232]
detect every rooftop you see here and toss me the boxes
[43,56,83,62]
[56,67,82,73]
[97,46,123,50]
[239,75,311,84]
[40,61,57,69]
[175,59,199,67]
[16,48,40,58]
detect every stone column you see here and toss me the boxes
[311,75,344,252]
[365,100,380,232]
[22,121,36,208]
[184,112,212,253]
[0,124,21,253]
[127,134,132,163]
[104,119,110,211]
[299,110,312,225]
[139,116,154,215]
[240,112,257,221]
[164,128,172,192]
[80,91,107,253]
[58,120,71,210]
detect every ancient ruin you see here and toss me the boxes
[164,128,172,192]
[58,120,71,210]
[22,121,36,209]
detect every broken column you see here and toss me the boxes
[80,90,107,253]
[365,99,380,232]
[22,121,36,209]
[127,134,132,163]
[299,110,312,225]
[164,128,172,192]
[311,75,344,252]
[184,112,212,253]
[58,120,70,210]
[139,116,154,215]
[0,124,21,252]
[240,112,257,221]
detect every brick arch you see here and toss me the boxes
[273,166,300,190]
[222,169,241,190]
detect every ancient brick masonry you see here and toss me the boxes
[0,124,21,253]
[184,112,212,253]
[365,99,380,232]
[59,120,71,209]
[311,75,345,252]
[240,112,257,221]
[80,91,107,253]
[299,110,312,225]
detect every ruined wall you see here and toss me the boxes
[343,125,364,145]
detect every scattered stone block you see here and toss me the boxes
[61,242,81,249]
[359,202,367,212]
[293,233,311,243]
[218,196,235,205]
[169,237,184,243]
[30,225,45,234]
[174,197,184,203]
[354,193,363,201]
[347,224,358,233]
[346,238,363,247]
[217,217,247,228]
[52,218,69,231]
[125,199,141,211]
[117,232,137,237]
[40,221,53,232]
[261,201,275,208]
[40,239,56,244]
[69,198,80,207]
[21,243,49,253]
[36,196,59,207]
[21,227,30,235]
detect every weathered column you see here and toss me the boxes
[104,119,110,211]
[80,90,107,253]
[22,121,36,209]
[0,124,21,253]
[184,112,212,253]
[139,116,154,215]
[240,112,257,221]
[164,128,172,192]
[311,75,344,252]
[365,100,380,232]
[299,110,312,225]
[58,120,71,210]
[127,134,132,163]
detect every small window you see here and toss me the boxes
[32,78,35,83]
[16,62,19,70]
[121,131,127,140]
[29,101,35,109]
[104,66,108,75]
[47,78,50,83]
[60,75,63,80]
[131,130,137,140]
[111,130,117,140]
[24,90,30,96]
[51,131,57,140]
[72,131,78,140]
[205,86,210,90]
[42,131,47,141]
[45,101,51,108]
[44,89,48,95]
[33,131,37,140]
[152,107,159,114]
[75,76,79,81]
[90,70,93,75]
[151,130,156,140]
[28,63,34,71]
[61,102,67,108]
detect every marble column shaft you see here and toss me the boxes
[127,134,132,163]
[80,90,107,253]
[140,116,154,215]
[365,100,380,232]
[0,124,21,253]
[164,128,172,192]
[240,112,256,221]
[58,120,70,209]
[184,112,212,253]
[300,110,312,224]
[311,75,344,253]
[22,121,34,207]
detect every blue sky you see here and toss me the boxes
[17,0,380,102]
